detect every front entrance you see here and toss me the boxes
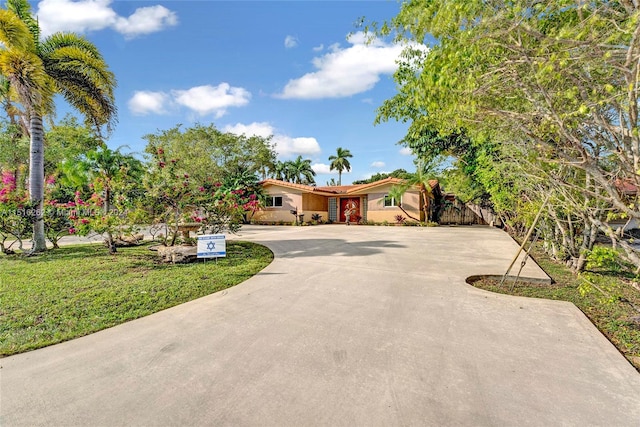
[340,198,360,223]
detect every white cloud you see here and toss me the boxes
[223,122,321,158]
[113,5,178,38]
[399,147,413,156]
[312,163,333,174]
[128,91,169,115]
[371,161,385,168]
[277,32,425,99]
[36,0,177,38]
[284,35,298,49]
[223,122,273,138]
[273,136,320,157]
[312,44,324,52]
[128,83,251,117]
[172,84,251,118]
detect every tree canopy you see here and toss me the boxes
[375,0,640,271]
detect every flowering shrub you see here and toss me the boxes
[0,171,35,253]
[144,147,262,245]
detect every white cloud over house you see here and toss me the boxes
[312,163,333,174]
[127,83,251,118]
[277,32,425,99]
[36,0,177,38]
[223,122,321,158]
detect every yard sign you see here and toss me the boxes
[197,234,226,258]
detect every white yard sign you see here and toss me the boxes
[197,234,226,258]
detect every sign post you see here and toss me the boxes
[197,234,226,259]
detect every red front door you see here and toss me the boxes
[340,198,360,223]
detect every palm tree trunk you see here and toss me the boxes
[29,114,47,252]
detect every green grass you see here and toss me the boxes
[471,245,640,371]
[0,241,273,356]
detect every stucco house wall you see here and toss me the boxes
[366,190,422,223]
[253,178,436,224]
[253,187,302,223]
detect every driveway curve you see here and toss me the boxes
[2,225,639,426]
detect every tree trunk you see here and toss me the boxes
[29,114,47,253]
[104,186,116,254]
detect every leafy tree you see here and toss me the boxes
[45,115,104,174]
[375,0,640,270]
[0,0,116,252]
[143,124,275,186]
[328,147,353,185]
[352,169,413,185]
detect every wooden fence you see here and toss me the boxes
[438,198,487,225]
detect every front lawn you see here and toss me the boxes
[0,241,273,356]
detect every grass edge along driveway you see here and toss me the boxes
[0,241,273,356]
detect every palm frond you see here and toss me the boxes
[0,9,34,52]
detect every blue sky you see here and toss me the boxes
[35,0,422,184]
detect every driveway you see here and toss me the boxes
[2,225,639,426]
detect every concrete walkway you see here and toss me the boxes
[1,225,639,426]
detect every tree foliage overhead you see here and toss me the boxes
[375,0,640,271]
[143,123,276,185]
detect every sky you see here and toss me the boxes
[34,0,425,185]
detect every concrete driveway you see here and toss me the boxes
[2,225,639,426]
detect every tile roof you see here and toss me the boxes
[260,177,441,195]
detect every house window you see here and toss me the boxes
[384,194,400,207]
[266,195,283,207]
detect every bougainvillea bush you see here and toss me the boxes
[145,147,263,245]
[0,171,34,253]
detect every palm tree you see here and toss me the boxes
[0,0,116,252]
[328,147,353,186]
[389,158,442,222]
[270,160,288,181]
[287,155,316,184]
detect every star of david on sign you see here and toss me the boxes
[207,242,216,250]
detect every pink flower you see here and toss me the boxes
[158,161,166,168]
[45,176,56,185]
[67,201,76,207]
[81,218,89,224]
[199,186,205,192]
[157,148,164,155]
[68,227,76,234]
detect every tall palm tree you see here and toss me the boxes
[0,0,116,252]
[270,160,288,181]
[287,155,316,185]
[328,147,353,186]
